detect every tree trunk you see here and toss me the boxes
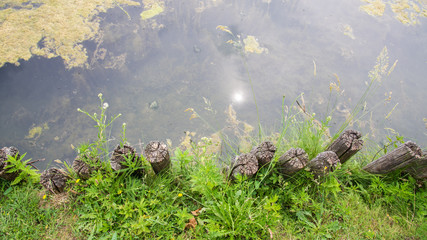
[327,130,363,164]
[363,141,423,174]
[276,148,309,177]
[251,141,276,166]
[144,141,171,174]
[307,151,340,178]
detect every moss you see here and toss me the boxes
[0,0,140,69]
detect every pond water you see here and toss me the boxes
[0,0,426,169]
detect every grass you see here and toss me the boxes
[1,100,425,239]
[1,47,426,239]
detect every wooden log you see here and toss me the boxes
[144,141,170,174]
[327,129,363,164]
[307,151,340,178]
[40,168,68,194]
[110,144,139,171]
[403,151,427,179]
[250,141,276,166]
[363,141,423,174]
[72,154,99,180]
[276,148,309,177]
[230,153,259,180]
[0,146,21,181]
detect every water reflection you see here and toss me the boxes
[0,0,426,169]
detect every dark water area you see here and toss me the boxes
[0,0,426,170]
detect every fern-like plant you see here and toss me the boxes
[5,153,40,185]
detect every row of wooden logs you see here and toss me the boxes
[0,130,426,194]
[229,130,426,180]
[0,141,171,193]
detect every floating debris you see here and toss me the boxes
[149,100,159,110]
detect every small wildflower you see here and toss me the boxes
[77,108,81,112]
[178,193,183,197]
[102,102,109,109]
[117,190,122,195]
[98,93,103,98]
[42,194,47,200]
[76,179,80,183]
[324,166,328,170]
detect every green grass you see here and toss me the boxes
[1,112,425,239]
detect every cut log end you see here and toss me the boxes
[277,148,309,177]
[144,141,170,174]
[251,141,276,166]
[110,144,139,171]
[231,153,259,180]
[40,168,68,194]
[72,155,99,180]
[0,146,21,181]
[307,151,340,178]
[327,129,363,164]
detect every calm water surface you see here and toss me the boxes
[0,0,426,169]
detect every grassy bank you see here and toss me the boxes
[1,103,426,239]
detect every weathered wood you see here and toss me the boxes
[0,146,21,181]
[72,154,99,180]
[363,141,423,174]
[276,148,309,177]
[230,153,259,180]
[40,168,68,193]
[250,141,276,166]
[403,151,427,179]
[144,141,170,174]
[110,144,140,171]
[327,129,363,164]
[307,151,340,178]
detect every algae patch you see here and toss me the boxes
[360,0,386,16]
[25,122,49,140]
[360,0,427,25]
[0,0,140,69]
[243,36,268,54]
[141,0,165,20]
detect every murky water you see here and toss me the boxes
[0,0,426,169]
